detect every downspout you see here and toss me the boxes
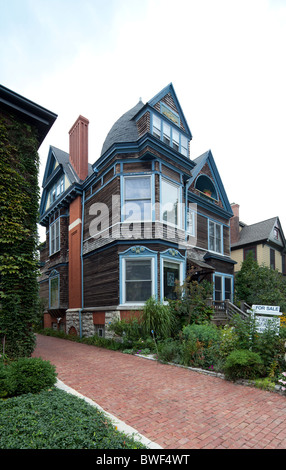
[79,189,85,338]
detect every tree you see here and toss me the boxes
[235,252,286,311]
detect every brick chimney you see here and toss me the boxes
[69,115,89,181]
[230,203,240,244]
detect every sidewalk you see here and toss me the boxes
[33,334,286,449]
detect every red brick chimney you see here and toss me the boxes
[69,115,89,181]
[230,203,240,244]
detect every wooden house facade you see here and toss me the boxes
[39,84,235,336]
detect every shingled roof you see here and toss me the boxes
[100,100,145,156]
[231,217,278,248]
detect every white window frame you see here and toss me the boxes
[208,220,223,254]
[213,273,233,302]
[121,256,156,305]
[50,218,60,255]
[122,175,152,222]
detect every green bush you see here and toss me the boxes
[157,339,182,364]
[7,357,57,396]
[223,349,264,381]
[219,326,239,359]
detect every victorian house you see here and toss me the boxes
[39,84,236,336]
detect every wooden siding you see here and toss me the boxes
[83,245,119,307]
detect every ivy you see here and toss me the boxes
[0,112,40,358]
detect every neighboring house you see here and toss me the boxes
[230,203,286,274]
[0,84,57,147]
[39,83,235,336]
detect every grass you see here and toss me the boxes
[0,387,147,449]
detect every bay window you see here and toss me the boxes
[161,178,180,227]
[123,176,152,222]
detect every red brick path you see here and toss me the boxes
[33,334,286,449]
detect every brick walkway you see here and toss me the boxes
[33,334,286,449]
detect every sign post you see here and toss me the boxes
[251,305,281,334]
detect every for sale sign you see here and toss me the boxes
[251,305,281,334]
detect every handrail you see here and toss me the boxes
[212,300,249,321]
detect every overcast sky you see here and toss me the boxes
[1,0,286,241]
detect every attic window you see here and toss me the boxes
[274,227,279,240]
[195,175,217,200]
[151,113,188,157]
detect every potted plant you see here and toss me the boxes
[203,189,212,197]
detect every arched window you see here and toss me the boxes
[195,175,218,200]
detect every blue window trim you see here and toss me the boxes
[119,246,158,305]
[160,249,186,301]
[208,219,223,254]
[49,269,60,309]
[213,272,234,302]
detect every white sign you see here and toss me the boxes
[252,305,280,316]
[251,305,281,334]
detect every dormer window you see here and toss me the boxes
[50,176,65,205]
[152,113,188,157]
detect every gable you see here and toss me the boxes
[186,150,233,218]
[40,146,73,220]
[147,83,192,138]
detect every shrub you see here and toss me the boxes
[142,297,175,339]
[8,357,57,396]
[157,339,182,364]
[219,326,239,359]
[223,349,264,381]
[169,279,214,327]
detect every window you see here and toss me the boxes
[163,261,180,300]
[163,122,171,146]
[181,135,188,157]
[120,246,157,305]
[187,207,195,236]
[172,129,179,152]
[153,115,161,139]
[50,176,65,204]
[122,258,155,303]
[152,113,188,157]
[49,273,59,309]
[50,219,60,255]
[161,178,180,226]
[244,246,257,261]
[274,227,279,240]
[209,221,222,253]
[214,274,233,302]
[123,176,152,221]
[270,248,275,270]
[160,249,185,301]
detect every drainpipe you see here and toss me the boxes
[185,178,191,241]
[79,189,85,338]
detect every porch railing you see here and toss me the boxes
[212,300,250,323]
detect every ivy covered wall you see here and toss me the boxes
[0,110,40,358]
